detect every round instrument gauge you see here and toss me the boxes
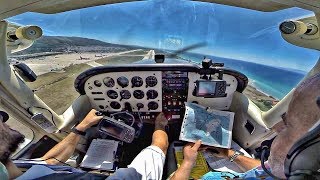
[120,90,131,100]
[131,76,143,88]
[133,90,144,99]
[148,101,158,110]
[107,90,118,99]
[146,90,158,99]
[117,76,129,88]
[94,80,102,87]
[103,77,115,87]
[146,76,157,87]
[110,101,121,109]
[137,103,144,110]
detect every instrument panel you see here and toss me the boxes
[85,71,163,112]
[76,64,248,122]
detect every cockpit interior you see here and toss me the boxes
[1,0,320,179]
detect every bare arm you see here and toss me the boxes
[232,150,261,172]
[41,109,102,165]
[205,147,261,172]
[170,140,201,180]
[170,161,193,180]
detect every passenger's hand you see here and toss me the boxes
[182,140,202,168]
[200,146,233,159]
[77,109,103,131]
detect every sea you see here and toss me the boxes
[179,52,307,100]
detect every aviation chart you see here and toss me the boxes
[180,102,234,148]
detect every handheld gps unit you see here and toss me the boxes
[98,116,135,143]
[195,80,227,98]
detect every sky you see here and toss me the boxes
[7,0,320,71]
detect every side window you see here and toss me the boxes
[5,117,34,155]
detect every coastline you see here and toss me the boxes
[247,78,278,100]
[243,84,278,111]
[176,55,279,111]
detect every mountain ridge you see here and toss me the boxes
[13,36,144,55]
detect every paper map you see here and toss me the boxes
[179,102,234,148]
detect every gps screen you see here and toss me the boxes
[197,81,216,96]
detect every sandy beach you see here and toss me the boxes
[243,84,278,111]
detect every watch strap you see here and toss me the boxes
[71,126,86,136]
[229,150,241,162]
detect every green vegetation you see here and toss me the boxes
[96,55,144,65]
[243,85,275,112]
[27,64,92,114]
[252,100,273,112]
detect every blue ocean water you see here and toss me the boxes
[179,53,306,100]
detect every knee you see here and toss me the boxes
[152,138,169,154]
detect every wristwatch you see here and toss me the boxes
[71,126,86,136]
[229,150,242,162]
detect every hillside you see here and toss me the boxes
[12,36,140,55]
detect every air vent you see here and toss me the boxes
[92,92,103,95]
[245,120,255,135]
[94,98,105,101]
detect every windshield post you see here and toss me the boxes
[0,20,10,69]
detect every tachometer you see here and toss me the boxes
[131,76,143,88]
[107,90,118,99]
[103,77,115,87]
[146,76,157,87]
[148,101,158,110]
[146,90,158,99]
[120,90,131,101]
[133,90,144,99]
[117,76,129,88]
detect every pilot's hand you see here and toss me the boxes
[76,109,103,131]
[200,146,233,159]
[182,140,202,167]
[155,112,168,129]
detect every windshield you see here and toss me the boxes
[7,0,319,113]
